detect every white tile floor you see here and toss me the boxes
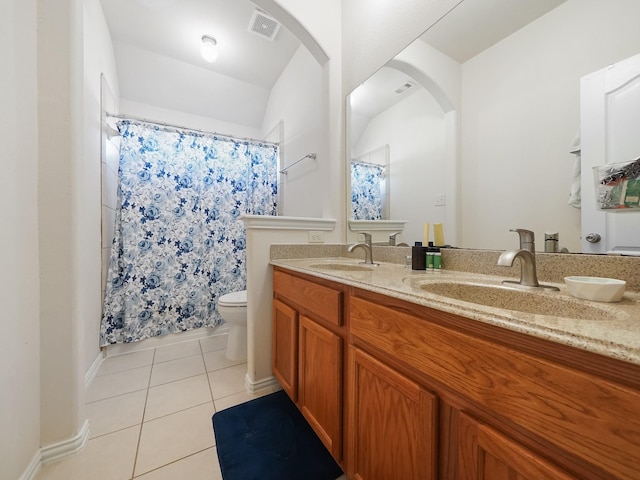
[36,335,280,480]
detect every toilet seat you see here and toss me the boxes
[219,290,247,307]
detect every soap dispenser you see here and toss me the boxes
[411,242,426,270]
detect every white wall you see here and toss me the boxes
[38,0,85,449]
[114,42,271,130]
[119,99,262,140]
[1,1,41,478]
[262,45,323,217]
[460,0,640,252]
[83,0,121,394]
[352,89,447,244]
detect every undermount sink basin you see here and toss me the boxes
[307,262,375,272]
[413,280,617,320]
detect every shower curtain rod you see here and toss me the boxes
[105,112,279,148]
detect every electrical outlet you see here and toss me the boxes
[435,194,446,206]
[308,230,325,243]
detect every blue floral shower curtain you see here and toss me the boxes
[350,161,385,220]
[100,121,278,346]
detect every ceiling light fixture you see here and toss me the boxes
[201,35,218,62]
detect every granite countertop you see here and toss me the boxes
[271,257,640,366]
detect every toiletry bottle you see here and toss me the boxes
[433,246,442,270]
[426,242,435,270]
[411,242,426,270]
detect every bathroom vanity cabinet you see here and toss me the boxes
[272,268,346,463]
[272,266,640,480]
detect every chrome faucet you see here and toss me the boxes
[388,232,409,247]
[497,229,559,290]
[348,232,376,265]
[497,249,540,287]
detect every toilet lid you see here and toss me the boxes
[219,290,247,307]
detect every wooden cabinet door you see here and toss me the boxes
[298,315,343,460]
[457,412,578,480]
[348,347,437,480]
[272,298,298,400]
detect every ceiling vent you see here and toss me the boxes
[249,10,281,41]
[394,81,416,94]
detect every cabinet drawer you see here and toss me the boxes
[273,269,342,326]
[349,294,640,480]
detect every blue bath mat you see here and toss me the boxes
[212,390,343,480]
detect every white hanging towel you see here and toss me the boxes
[568,132,581,208]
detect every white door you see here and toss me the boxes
[581,53,640,255]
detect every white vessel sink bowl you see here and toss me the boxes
[564,276,626,303]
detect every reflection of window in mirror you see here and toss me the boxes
[350,145,390,220]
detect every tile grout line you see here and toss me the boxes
[148,371,206,389]
[200,339,221,461]
[130,346,156,480]
[153,351,203,366]
[201,339,219,415]
[95,349,157,378]
[86,386,150,405]
[143,399,214,424]
[131,447,216,479]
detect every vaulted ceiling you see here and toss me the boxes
[100,0,301,128]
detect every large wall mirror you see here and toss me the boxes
[346,0,640,252]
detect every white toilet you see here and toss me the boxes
[218,290,247,361]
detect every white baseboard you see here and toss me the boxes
[85,350,106,388]
[18,449,42,480]
[245,373,280,394]
[19,420,90,480]
[40,419,90,465]
[105,325,228,357]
